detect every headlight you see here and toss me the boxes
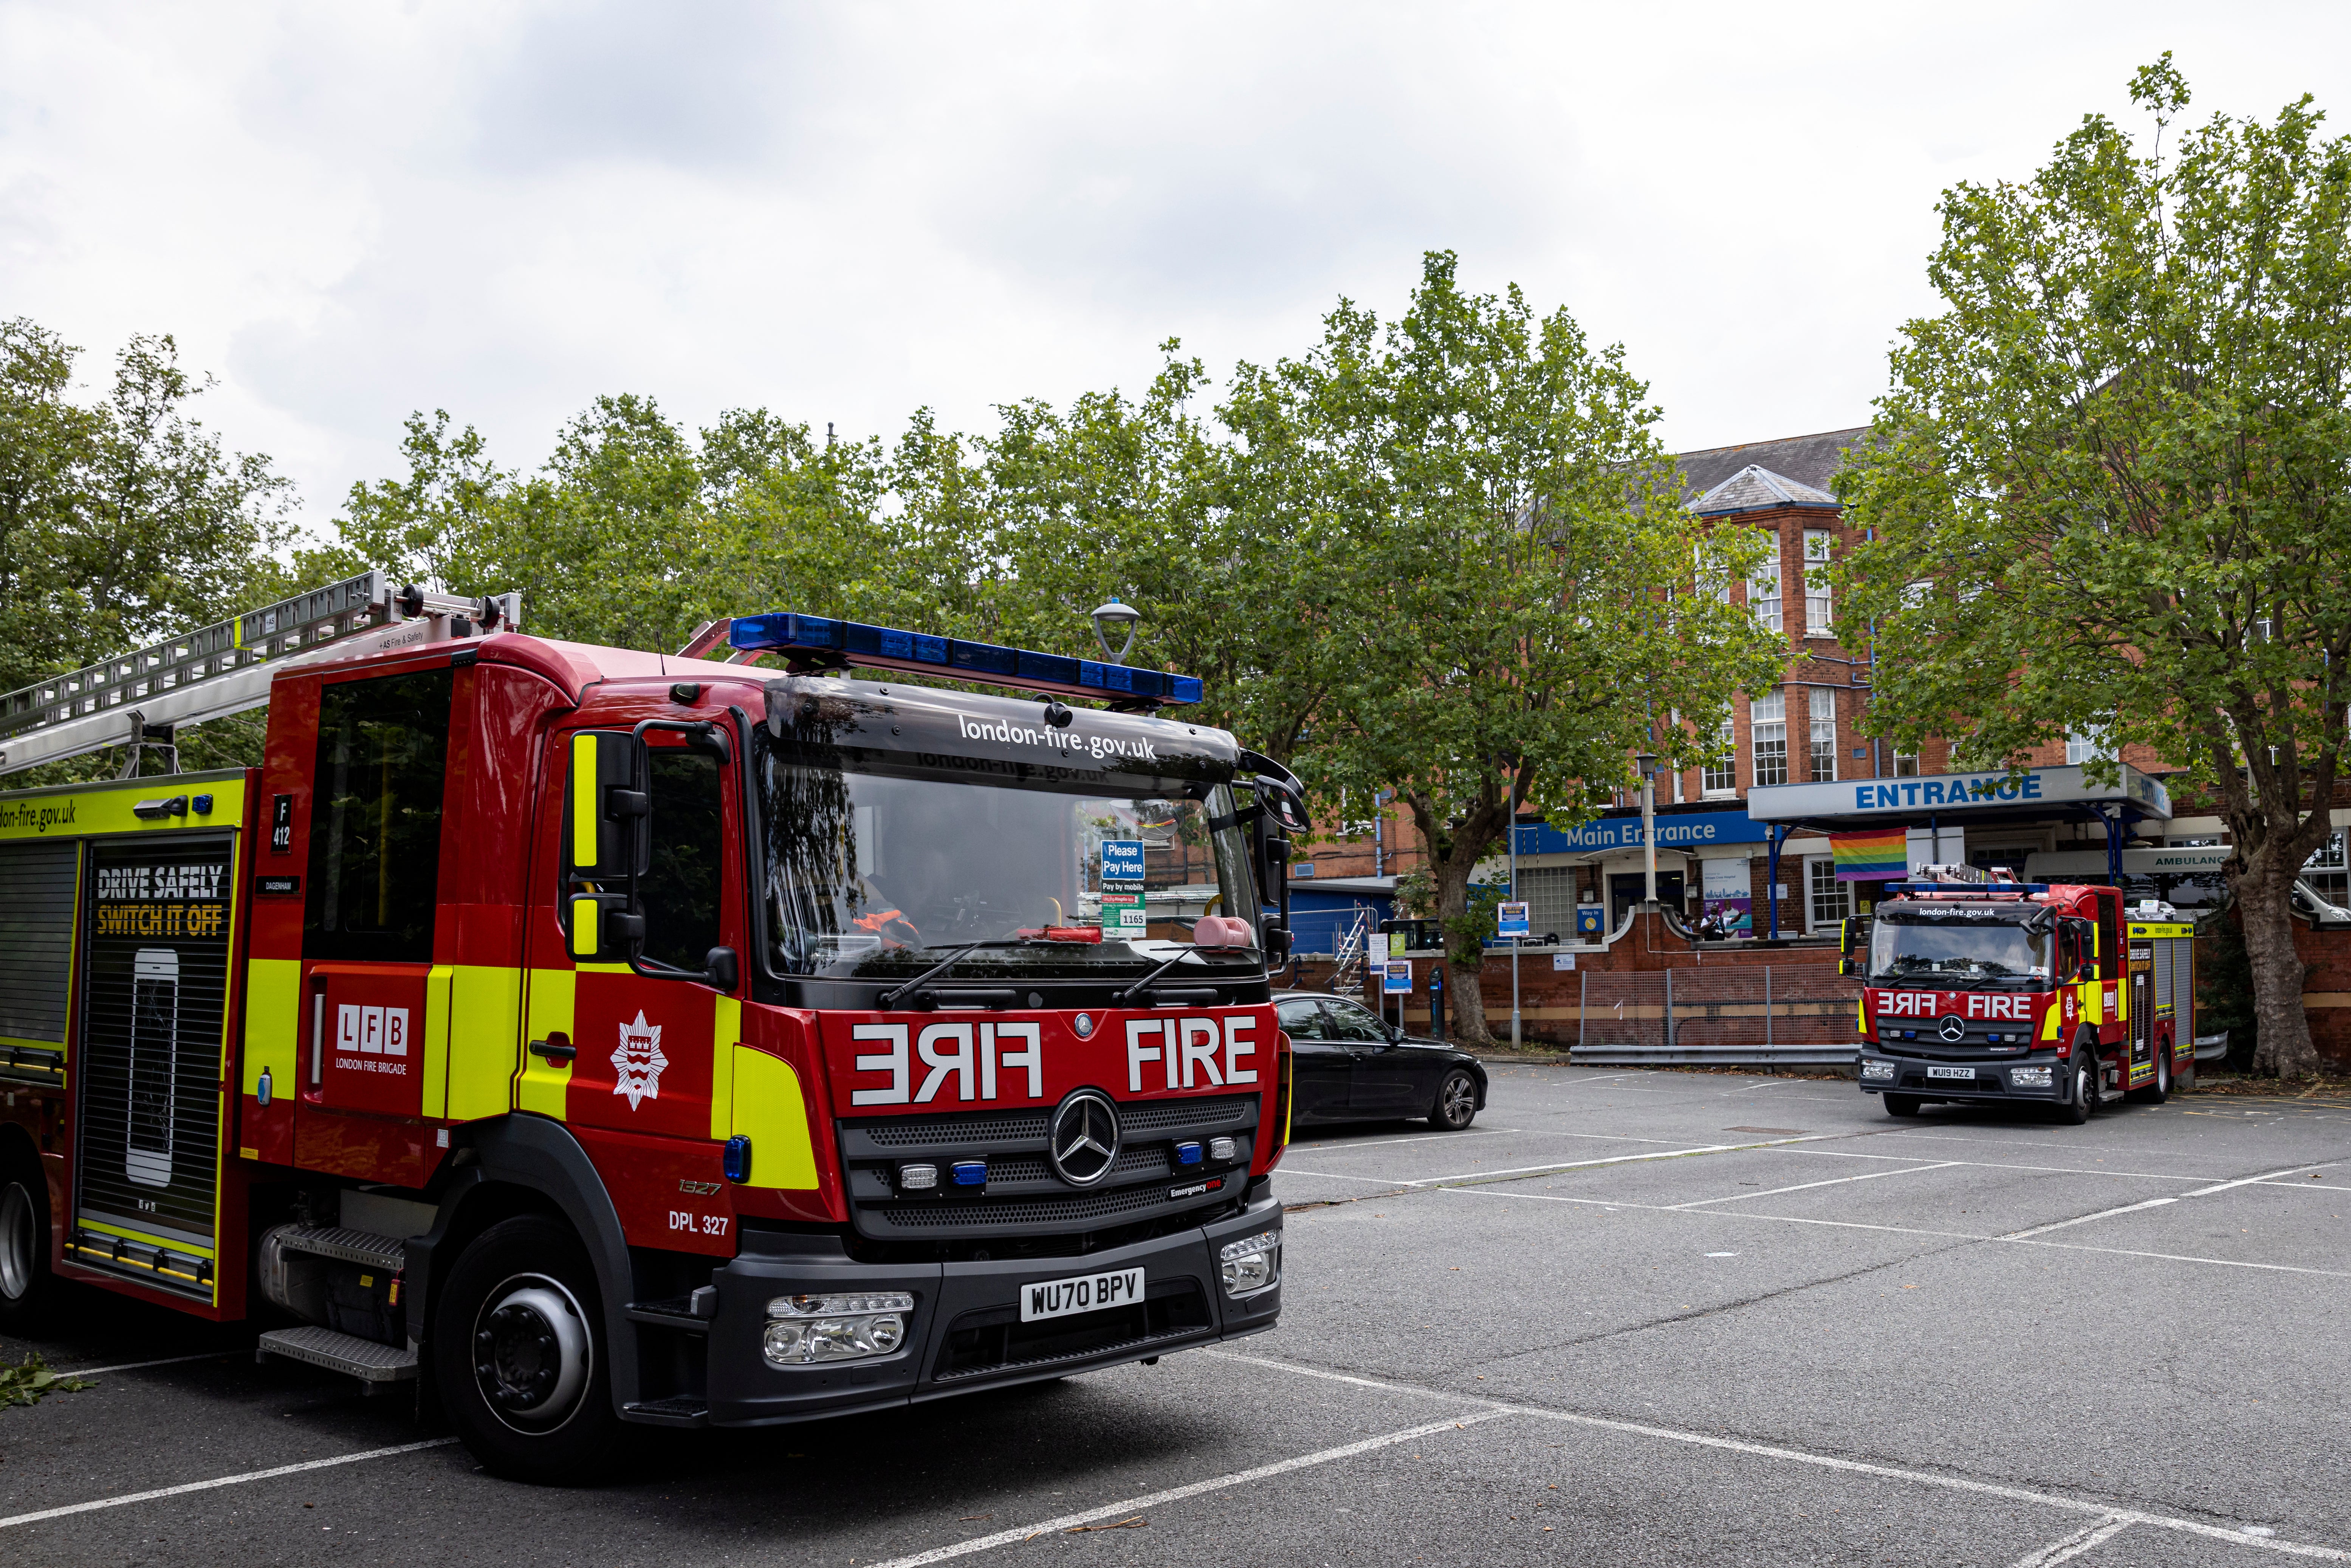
[763,1292,914,1365]
[1860,1060,1895,1081]
[1219,1229,1281,1297]
[2009,1066,2054,1088]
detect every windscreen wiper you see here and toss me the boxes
[877,940,1028,1009]
[1118,945,1212,1006]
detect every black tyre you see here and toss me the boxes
[2057,1044,2099,1125]
[2141,1046,2171,1105]
[432,1215,621,1484]
[1429,1069,1479,1131]
[1882,1094,1922,1118]
[0,1170,57,1333]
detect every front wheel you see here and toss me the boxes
[432,1215,621,1484]
[1429,1070,1479,1130]
[2057,1047,2099,1125]
[0,1173,58,1332]
[1882,1094,1922,1119]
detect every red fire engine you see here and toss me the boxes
[1845,865,2198,1122]
[0,575,1305,1479]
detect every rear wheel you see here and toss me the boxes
[1430,1070,1479,1131]
[2140,1046,2172,1105]
[432,1215,621,1485]
[0,1172,57,1332]
[1882,1094,1922,1118]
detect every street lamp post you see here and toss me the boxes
[1508,808,1521,1048]
[1089,598,1141,665]
[1635,751,1659,907]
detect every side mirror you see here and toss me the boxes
[2078,962,2096,983]
[1838,958,1855,977]
[1265,925,1293,965]
[705,946,740,993]
[565,730,649,961]
[1838,917,1858,956]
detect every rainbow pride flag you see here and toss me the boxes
[1832,827,1908,881]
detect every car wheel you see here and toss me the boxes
[2141,1047,2171,1105]
[432,1215,621,1484]
[1429,1070,1478,1131]
[0,1172,57,1332]
[1882,1094,1922,1118]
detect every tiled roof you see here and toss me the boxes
[1674,426,1870,501]
[1685,464,1840,516]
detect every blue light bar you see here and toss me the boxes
[728,612,1202,707]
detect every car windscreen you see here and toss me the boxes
[1869,910,2052,986]
[755,688,1262,980]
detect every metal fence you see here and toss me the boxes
[1567,967,1860,1067]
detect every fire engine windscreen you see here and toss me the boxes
[756,684,1262,979]
[1868,908,2053,986]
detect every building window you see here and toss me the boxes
[1807,858,1850,930]
[2306,830,2348,905]
[1750,691,1787,788]
[1518,865,1578,942]
[2066,727,2110,766]
[1803,530,1834,634]
[1703,729,1737,798]
[1748,533,1782,634]
[1892,749,1920,777]
[1808,686,1837,783]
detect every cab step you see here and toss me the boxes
[272,1224,406,1272]
[625,1287,717,1332]
[257,1324,418,1387]
[623,1396,709,1427]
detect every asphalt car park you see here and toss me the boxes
[6,1064,2351,1566]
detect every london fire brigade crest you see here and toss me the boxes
[613,1011,668,1110]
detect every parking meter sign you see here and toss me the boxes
[1498,902,1531,938]
[1101,840,1145,883]
[1383,960,1412,995]
[1100,889,1147,935]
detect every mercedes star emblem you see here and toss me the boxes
[1938,1015,1968,1043]
[1048,1088,1121,1187]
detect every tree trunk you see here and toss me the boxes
[2239,858,2319,1080]
[1438,851,1498,1048]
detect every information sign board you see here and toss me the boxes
[1100,840,1145,883]
[1383,959,1412,995]
[1497,901,1530,938]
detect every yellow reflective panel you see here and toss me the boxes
[242,958,301,1097]
[517,967,578,1119]
[729,1046,816,1190]
[710,995,741,1142]
[448,965,524,1122]
[569,895,599,959]
[571,733,599,868]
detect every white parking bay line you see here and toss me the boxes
[2006,1161,2346,1240]
[1671,1162,1963,1209]
[858,1411,1511,1568]
[63,1350,242,1377]
[2011,1516,2133,1566]
[0,1438,459,1529]
[1213,1353,2351,1561]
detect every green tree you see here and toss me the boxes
[1224,253,1777,1046]
[0,322,313,777]
[1836,57,2351,1078]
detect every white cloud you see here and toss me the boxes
[3,0,2346,532]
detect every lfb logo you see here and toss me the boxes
[337,1005,409,1057]
[613,1010,668,1110]
[2063,990,2081,1027]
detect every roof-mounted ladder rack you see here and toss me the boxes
[0,571,522,777]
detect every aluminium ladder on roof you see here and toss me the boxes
[0,571,522,777]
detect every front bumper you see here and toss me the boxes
[1857,1050,2068,1103]
[699,1187,1283,1427]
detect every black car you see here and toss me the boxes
[1272,990,1488,1131]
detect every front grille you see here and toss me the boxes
[932,1280,1213,1379]
[839,1094,1259,1241]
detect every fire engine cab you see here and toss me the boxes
[1844,865,2198,1123]
[0,574,1305,1480]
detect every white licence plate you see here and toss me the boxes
[1019,1266,1145,1323]
[1926,1065,1976,1080]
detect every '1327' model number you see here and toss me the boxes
[669,1211,728,1237]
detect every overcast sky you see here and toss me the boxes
[5,2,2348,528]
